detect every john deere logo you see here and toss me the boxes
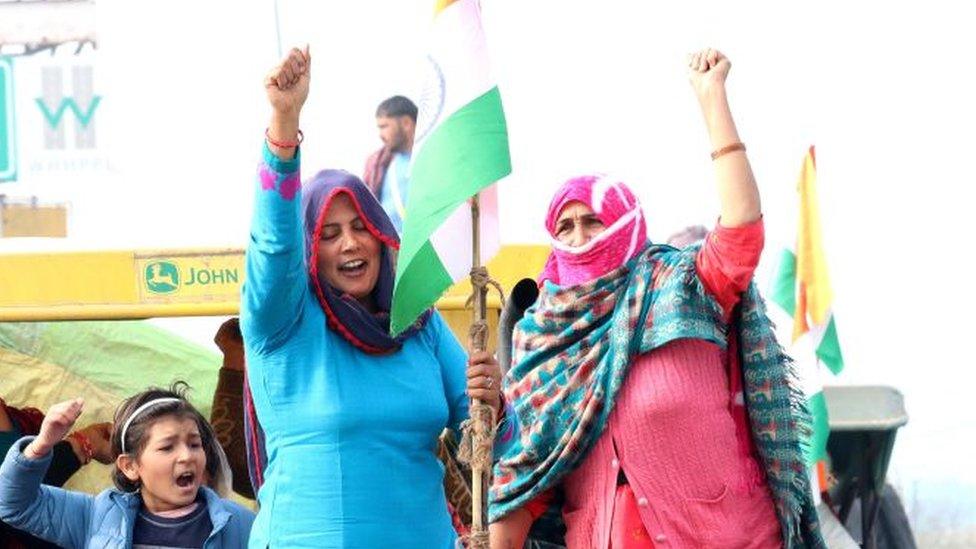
[145,261,180,294]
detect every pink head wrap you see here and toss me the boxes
[538,174,648,287]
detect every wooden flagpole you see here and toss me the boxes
[466,193,492,547]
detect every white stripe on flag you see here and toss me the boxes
[429,186,500,281]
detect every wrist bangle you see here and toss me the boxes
[265,128,304,149]
[710,142,746,161]
[67,432,94,465]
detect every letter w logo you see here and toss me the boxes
[35,97,102,129]
[36,66,100,150]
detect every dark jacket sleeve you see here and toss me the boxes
[41,441,82,487]
[3,424,81,488]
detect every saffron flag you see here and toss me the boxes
[770,146,845,470]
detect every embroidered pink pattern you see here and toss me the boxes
[259,165,277,191]
[259,164,301,201]
[279,173,301,200]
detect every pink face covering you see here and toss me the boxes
[538,174,648,287]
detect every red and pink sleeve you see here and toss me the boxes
[695,217,765,317]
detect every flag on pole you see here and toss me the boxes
[770,146,844,475]
[391,0,511,335]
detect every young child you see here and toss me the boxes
[0,382,254,548]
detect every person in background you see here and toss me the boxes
[209,317,255,500]
[362,95,417,232]
[666,224,708,248]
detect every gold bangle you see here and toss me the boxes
[710,142,746,161]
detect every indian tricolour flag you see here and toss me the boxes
[770,145,845,492]
[391,0,511,335]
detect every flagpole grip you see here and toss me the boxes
[467,193,491,546]
[459,193,506,547]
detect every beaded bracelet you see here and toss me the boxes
[265,128,304,149]
[67,432,95,465]
[710,141,746,161]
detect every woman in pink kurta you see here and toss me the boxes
[489,49,825,549]
[554,219,781,548]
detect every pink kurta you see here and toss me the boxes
[531,219,782,549]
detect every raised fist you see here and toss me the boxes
[688,47,730,100]
[25,398,84,459]
[265,45,311,116]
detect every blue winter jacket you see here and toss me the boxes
[0,436,254,548]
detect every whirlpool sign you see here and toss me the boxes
[1,57,106,183]
[2,51,110,180]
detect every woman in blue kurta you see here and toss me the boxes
[240,47,517,548]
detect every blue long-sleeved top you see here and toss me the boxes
[240,144,517,548]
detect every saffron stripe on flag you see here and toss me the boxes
[769,146,845,472]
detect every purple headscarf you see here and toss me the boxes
[302,169,429,353]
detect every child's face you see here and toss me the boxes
[124,415,207,513]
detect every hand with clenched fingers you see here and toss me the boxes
[24,398,85,460]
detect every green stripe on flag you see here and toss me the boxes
[392,240,454,335]
[816,316,844,375]
[806,390,830,463]
[392,86,511,335]
[771,248,797,315]
[399,86,510,264]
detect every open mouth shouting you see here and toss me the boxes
[175,470,197,492]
